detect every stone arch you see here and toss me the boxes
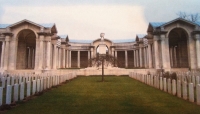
[168,28,189,68]
[93,38,112,56]
[16,29,36,69]
[96,44,109,55]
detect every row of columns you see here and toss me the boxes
[114,44,153,68]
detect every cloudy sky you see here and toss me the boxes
[0,0,199,40]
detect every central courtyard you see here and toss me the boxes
[4,76,200,114]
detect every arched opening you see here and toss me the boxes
[16,29,36,69]
[96,44,108,56]
[168,28,189,68]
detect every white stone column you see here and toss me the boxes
[125,50,128,68]
[78,51,80,68]
[66,50,69,68]
[148,44,152,68]
[115,51,117,58]
[8,35,17,70]
[174,46,177,67]
[133,50,136,67]
[58,48,62,68]
[34,39,40,70]
[46,40,51,69]
[32,49,35,68]
[53,45,57,69]
[28,48,31,68]
[0,41,5,69]
[38,35,44,69]
[153,36,160,69]
[112,48,114,56]
[139,47,143,67]
[69,50,71,68]
[4,36,10,70]
[136,50,139,67]
[88,51,90,60]
[91,48,94,58]
[160,35,171,69]
[195,34,200,68]
[170,47,173,67]
[62,48,66,68]
[144,47,147,68]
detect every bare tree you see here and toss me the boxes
[177,12,199,22]
[88,54,121,82]
[190,13,199,22]
[177,12,188,19]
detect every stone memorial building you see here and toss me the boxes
[0,18,200,74]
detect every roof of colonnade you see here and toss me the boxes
[147,17,200,32]
[0,19,57,33]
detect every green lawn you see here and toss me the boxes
[4,76,200,114]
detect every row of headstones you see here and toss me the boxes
[129,72,200,106]
[0,72,77,106]
[176,72,200,87]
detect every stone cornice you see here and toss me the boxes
[37,32,53,36]
[89,46,95,48]
[192,30,200,35]
[61,42,66,45]
[110,46,116,48]
[153,30,167,35]
[2,32,13,36]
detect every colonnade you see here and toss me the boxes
[113,43,153,68]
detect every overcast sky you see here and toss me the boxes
[0,0,199,40]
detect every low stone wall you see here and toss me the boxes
[3,68,188,76]
[50,68,157,76]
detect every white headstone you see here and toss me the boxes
[40,78,43,92]
[11,76,15,86]
[37,79,40,93]
[0,87,3,106]
[192,76,195,87]
[20,82,25,100]
[160,77,163,90]
[197,84,200,105]
[183,82,188,100]
[172,79,176,95]
[177,80,181,98]
[32,80,36,95]
[7,77,10,86]
[167,79,171,94]
[14,84,19,102]
[196,76,200,86]
[2,77,5,88]
[6,85,12,104]
[47,77,50,88]
[189,83,194,102]
[163,78,167,92]
[27,81,31,97]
